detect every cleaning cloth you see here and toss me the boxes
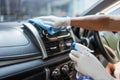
[28,19,65,35]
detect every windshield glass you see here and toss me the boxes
[0,0,101,22]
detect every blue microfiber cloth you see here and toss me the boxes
[28,19,65,35]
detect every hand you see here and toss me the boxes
[114,62,120,80]
[35,16,70,28]
[69,44,114,80]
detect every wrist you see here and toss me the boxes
[65,16,71,26]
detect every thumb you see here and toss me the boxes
[69,50,80,62]
[69,53,78,62]
[70,50,81,58]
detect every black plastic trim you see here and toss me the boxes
[0,53,70,80]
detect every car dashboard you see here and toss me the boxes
[0,22,75,80]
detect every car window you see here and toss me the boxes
[0,0,102,22]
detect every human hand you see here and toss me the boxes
[69,43,114,80]
[114,62,120,80]
[35,16,70,28]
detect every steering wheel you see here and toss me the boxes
[72,26,120,63]
[94,31,120,63]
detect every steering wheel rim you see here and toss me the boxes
[94,31,120,63]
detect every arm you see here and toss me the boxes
[38,15,120,31]
[71,15,120,31]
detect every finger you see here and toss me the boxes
[71,50,93,59]
[34,17,50,21]
[70,50,81,58]
[35,16,54,21]
[35,16,51,19]
[69,52,78,62]
[43,21,54,26]
[75,43,94,53]
[74,64,79,71]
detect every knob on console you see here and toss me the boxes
[51,68,61,77]
[61,64,69,74]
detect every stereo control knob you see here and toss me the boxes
[61,65,69,73]
[52,68,61,77]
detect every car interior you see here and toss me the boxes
[0,0,120,80]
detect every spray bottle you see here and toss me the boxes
[71,42,94,80]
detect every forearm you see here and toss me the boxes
[70,15,120,31]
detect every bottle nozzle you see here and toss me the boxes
[72,42,78,51]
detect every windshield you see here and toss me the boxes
[0,0,101,22]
